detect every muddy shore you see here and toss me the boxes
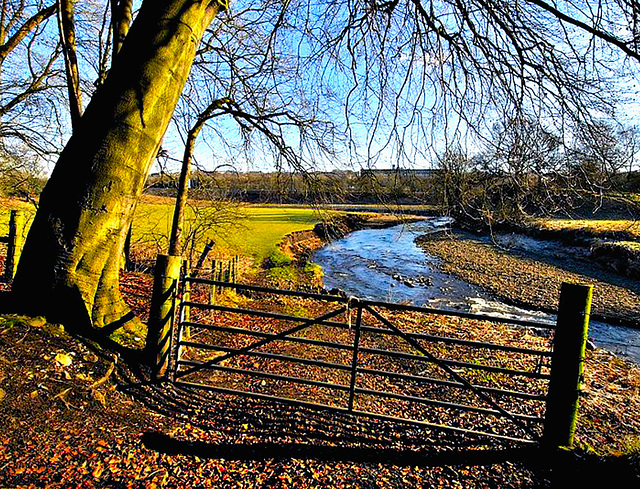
[416,232,640,329]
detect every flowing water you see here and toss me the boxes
[312,219,640,364]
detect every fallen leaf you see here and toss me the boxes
[55,353,73,367]
[28,316,46,327]
[93,391,107,408]
[52,388,72,400]
[92,463,104,478]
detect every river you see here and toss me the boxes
[312,219,640,365]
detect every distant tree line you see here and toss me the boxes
[435,118,640,230]
[144,116,640,231]
[145,168,443,205]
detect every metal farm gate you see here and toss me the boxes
[152,272,592,448]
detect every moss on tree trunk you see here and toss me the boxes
[11,0,222,341]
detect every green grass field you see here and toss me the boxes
[215,208,319,260]
[131,196,321,264]
[0,196,322,266]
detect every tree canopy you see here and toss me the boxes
[183,0,639,171]
[4,0,640,174]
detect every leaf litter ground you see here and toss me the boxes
[1,274,640,487]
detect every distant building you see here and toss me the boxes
[360,168,440,178]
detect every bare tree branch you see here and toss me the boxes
[57,0,82,128]
[0,3,56,67]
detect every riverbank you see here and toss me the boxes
[416,232,640,328]
[258,212,424,289]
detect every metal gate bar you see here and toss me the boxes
[175,342,543,424]
[185,301,552,358]
[353,386,543,423]
[172,278,555,444]
[359,346,550,379]
[178,321,355,351]
[173,379,539,445]
[177,359,352,392]
[179,319,549,380]
[358,366,547,401]
[185,278,554,330]
[174,305,348,379]
[178,342,353,371]
[363,304,540,440]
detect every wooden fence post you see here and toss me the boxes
[232,255,238,291]
[146,254,182,379]
[543,282,593,448]
[181,260,191,340]
[234,255,239,281]
[193,239,214,277]
[4,210,25,281]
[209,258,217,305]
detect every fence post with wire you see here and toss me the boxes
[209,256,240,304]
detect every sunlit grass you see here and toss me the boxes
[217,207,320,261]
[532,217,640,238]
[618,241,640,251]
[132,195,321,263]
[0,195,322,265]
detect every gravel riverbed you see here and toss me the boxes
[416,233,640,329]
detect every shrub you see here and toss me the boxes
[266,248,293,268]
[303,261,323,284]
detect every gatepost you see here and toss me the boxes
[543,282,593,448]
[146,254,182,379]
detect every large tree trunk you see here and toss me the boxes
[10,0,222,337]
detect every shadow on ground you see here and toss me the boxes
[117,366,639,488]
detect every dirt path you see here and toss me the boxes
[416,233,640,328]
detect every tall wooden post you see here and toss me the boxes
[543,282,593,448]
[181,260,191,340]
[216,260,223,292]
[146,254,182,379]
[4,210,25,281]
[234,255,239,281]
[209,258,217,305]
[232,255,238,291]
